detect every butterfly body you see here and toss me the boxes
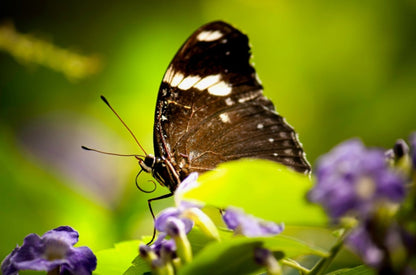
[145,21,310,192]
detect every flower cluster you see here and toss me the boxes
[310,134,416,273]
[1,226,96,275]
[309,139,406,221]
[140,173,284,274]
[140,173,217,272]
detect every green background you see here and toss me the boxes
[0,0,415,262]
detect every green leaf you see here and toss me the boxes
[95,240,144,275]
[0,128,118,254]
[179,234,328,275]
[183,159,326,226]
[282,226,338,251]
[178,238,264,275]
[326,265,375,275]
[187,227,222,255]
[262,235,328,258]
[123,256,152,275]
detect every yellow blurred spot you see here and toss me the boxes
[0,22,102,81]
[355,176,376,199]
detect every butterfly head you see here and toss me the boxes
[137,154,181,193]
[138,154,156,173]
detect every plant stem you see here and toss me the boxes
[281,258,310,274]
[308,236,345,275]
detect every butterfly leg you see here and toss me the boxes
[146,192,174,245]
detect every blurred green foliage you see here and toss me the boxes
[186,159,327,225]
[0,0,415,264]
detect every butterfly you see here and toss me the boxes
[139,21,310,194]
[84,21,311,244]
[85,21,310,241]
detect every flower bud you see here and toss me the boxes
[165,218,192,264]
[254,248,282,275]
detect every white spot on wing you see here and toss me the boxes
[163,65,175,82]
[238,90,263,103]
[208,81,232,96]
[197,30,223,41]
[178,75,201,90]
[284,149,293,155]
[225,97,234,106]
[168,71,231,96]
[279,132,289,138]
[194,74,221,90]
[257,123,264,129]
[219,113,231,123]
[171,72,185,87]
[268,138,274,143]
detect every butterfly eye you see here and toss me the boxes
[138,156,154,173]
[144,155,156,169]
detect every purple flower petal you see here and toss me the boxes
[61,246,97,275]
[165,217,186,237]
[1,246,19,275]
[347,226,383,267]
[174,172,203,209]
[223,207,284,237]
[43,226,79,246]
[175,172,199,196]
[155,207,194,234]
[150,233,176,257]
[1,226,96,275]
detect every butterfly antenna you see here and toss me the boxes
[81,146,145,159]
[100,95,148,155]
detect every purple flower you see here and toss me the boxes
[223,207,284,237]
[155,207,194,235]
[347,225,384,267]
[174,172,202,209]
[151,215,193,265]
[140,237,176,273]
[154,172,219,240]
[410,132,416,169]
[309,139,406,220]
[144,233,177,268]
[153,173,201,243]
[150,173,199,261]
[1,226,96,275]
[346,220,409,272]
[149,233,176,257]
[253,248,282,274]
